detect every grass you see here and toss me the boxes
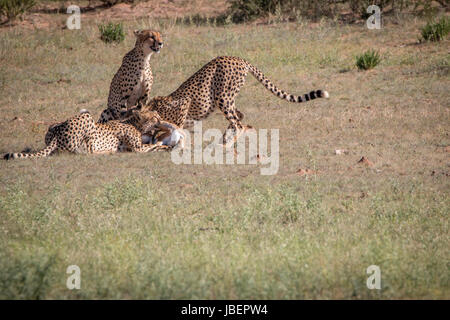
[0,0,36,23]
[420,17,450,42]
[0,16,449,299]
[99,22,125,44]
[356,49,381,71]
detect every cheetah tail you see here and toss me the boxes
[3,138,58,160]
[246,62,329,103]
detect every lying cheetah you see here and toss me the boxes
[129,56,329,146]
[98,29,163,123]
[3,110,162,160]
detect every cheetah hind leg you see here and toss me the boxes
[222,123,255,149]
[181,119,195,131]
[220,103,245,148]
[235,109,244,121]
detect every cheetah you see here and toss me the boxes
[122,96,191,128]
[128,56,329,146]
[98,29,163,123]
[3,110,163,160]
[122,106,187,150]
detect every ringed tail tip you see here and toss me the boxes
[322,90,329,99]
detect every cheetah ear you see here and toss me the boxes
[133,30,142,38]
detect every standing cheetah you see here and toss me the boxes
[3,110,163,160]
[129,56,329,146]
[98,30,163,123]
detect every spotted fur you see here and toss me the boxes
[131,56,329,146]
[98,30,163,123]
[122,96,191,128]
[122,107,186,150]
[4,111,161,160]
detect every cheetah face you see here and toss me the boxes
[127,109,162,133]
[134,30,163,54]
[139,111,162,133]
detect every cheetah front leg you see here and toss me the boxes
[136,143,169,153]
[134,76,153,109]
[134,139,172,153]
[98,97,130,123]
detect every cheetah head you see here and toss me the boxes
[130,109,162,134]
[134,30,163,54]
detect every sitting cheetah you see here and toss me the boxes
[98,29,164,123]
[3,110,163,160]
[128,56,329,146]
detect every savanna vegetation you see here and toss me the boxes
[0,0,448,299]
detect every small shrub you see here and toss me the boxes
[99,22,125,44]
[420,17,450,42]
[99,0,140,6]
[178,14,211,26]
[227,0,338,23]
[356,50,381,71]
[412,0,440,18]
[349,0,392,19]
[228,0,274,22]
[225,0,449,23]
[0,0,36,22]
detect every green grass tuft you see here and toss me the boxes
[420,17,450,42]
[0,0,35,22]
[356,49,381,71]
[98,22,125,44]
